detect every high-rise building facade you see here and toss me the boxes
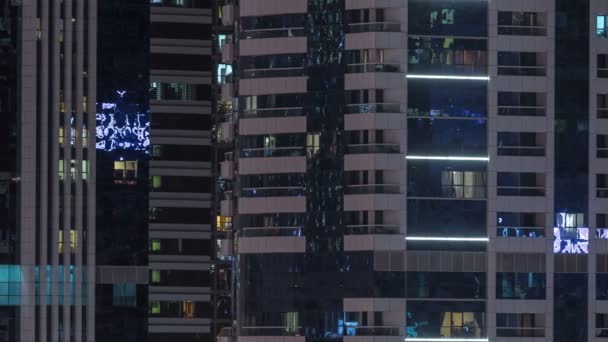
[3,0,215,341]
[217,0,608,341]
[1,0,98,341]
[148,0,214,341]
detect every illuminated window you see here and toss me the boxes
[216,216,232,231]
[151,240,161,252]
[151,270,161,283]
[183,301,195,319]
[59,127,65,145]
[112,283,136,307]
[151,145,162,157]
[58,230,77,253]
[151,301,161,314]
[151,176,162,189]
[307,133,320,158]
[113,160,138,184]
[598,15,608,38]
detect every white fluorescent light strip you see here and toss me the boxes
[406,156,489,162]
[406,74,490,81]
[405,339,489,342]
[406,237,489,242]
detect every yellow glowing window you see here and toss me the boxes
[307,133,320,158]
[58,230,77,253]
[59,127,65,145]
[216,216,232,231]
[114,160,138,184]
[151,301,161,314]
[183,301,195,319]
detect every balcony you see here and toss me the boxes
[221,196,233,216]
[346,144,400,154]
[345,184,400,195]
[221,4,235,27]
[241,226,302,237]
[497,226,545,238]
[221,43,234,63]
[241,186,306,197]
[220,160,234,179]
[347,63,400,74]
[241,107,303,119]
[348,22,401,33]
[345,224,400,235]
[241,27,306,40]
[241,67,305,79]
[221,82,233,101]
[241,146,305,158]
[346,102,404,114]
[218,121,234,143]
[217,239,233,259]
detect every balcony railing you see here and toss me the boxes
[498,105,546,117]
[240,146,305,158]
[345,225,401,235]
[498,65,546,76]
[241,107,303,118]
[240,327,303,336]
[241,67,305,79]
[345,184,401,195]
[497,226,545,238]
[241,27,306,39]
[497,146,545,157]
[241,226,303,237]
[498,25,547,36]
[241,187,305,197]
[346,102,404,114]
[346,144,400,154]
[497,186,545,197]
[348,22,401,33]
[347,63,400,73]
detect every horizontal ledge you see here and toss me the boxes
[406,156,489,161]
[406,237,489,242]
[405,339,489,342]
[406,74,490,81]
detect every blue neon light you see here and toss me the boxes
[96,90,149,152]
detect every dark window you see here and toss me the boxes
[151,113,211,131]
[498,91,546,116]
[407,199,486,238]
[407,272,485,299]
[498,52,546,76]
[599,54,608,78]
[151,22,212,40]
[408,118,487,155]
[407,79,487,118]
[497,132,545,156]
[497,172,545,197]
[150,0,211,8]
[149,207,211,224]
[151,144,211,162]
[150,270,210,287]
[498,12,546,36]
[150,175,212,193]
[151,54,212,72]
[496,313,545,337]
[496,272,546,299]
